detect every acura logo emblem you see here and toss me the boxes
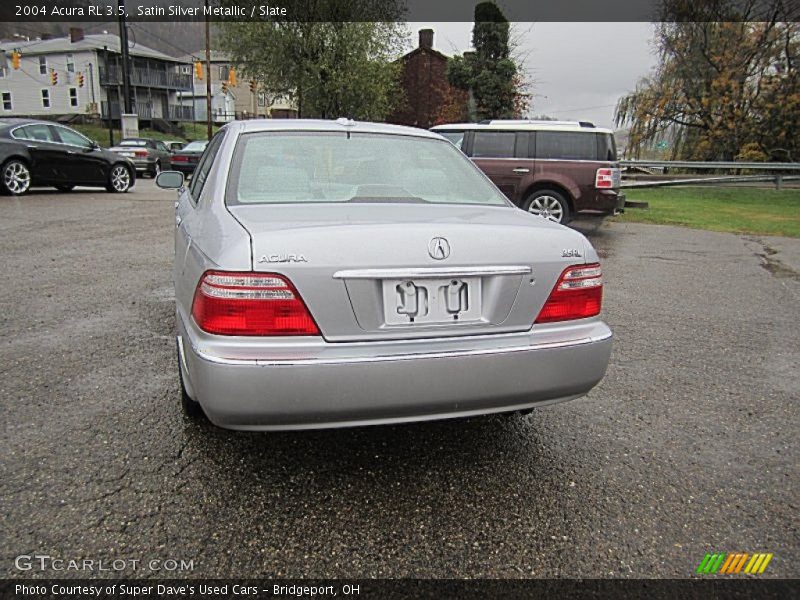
[428,237,450,260]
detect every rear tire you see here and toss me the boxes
[177,343,204,419]
[56,184,75,192]
[523,189,570,224]
[150,161,161,178]
[1,159,32,196]
[106,164,132,193]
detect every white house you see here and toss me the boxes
[0,28,193,123]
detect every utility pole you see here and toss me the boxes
[117,0,132,114]
[205,0,212,140]
[103,46,114,146]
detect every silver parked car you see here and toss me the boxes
[157,119,612,431]
[109,137,172,177]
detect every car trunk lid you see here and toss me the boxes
[227,203,589,342]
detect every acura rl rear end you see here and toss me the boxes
[157,119,612,430]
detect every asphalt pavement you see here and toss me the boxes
[1,180,798,578]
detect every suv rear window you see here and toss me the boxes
[597,133,617,161]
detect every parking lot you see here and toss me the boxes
[1,180,798,578]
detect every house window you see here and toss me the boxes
[2,92,11,111]
[66,53,75,73]
[0,66,6,79]
[257,92,266,107]
[180,65,190,75]
[41,89,50,108]
[218,65,229,81]
[69,87,78,107]
[39,56,47,75]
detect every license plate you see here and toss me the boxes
[120,152,135,157]
[382,277,482,325]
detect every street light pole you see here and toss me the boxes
[205,0,212,140]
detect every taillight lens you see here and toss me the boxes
[595,167,618,189]
[192,271,319,336]
[134,150,148,157]
[172,155,189,162]
[535,263,603,323]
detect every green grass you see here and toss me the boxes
[71,122,221,147]
[618,186,800,238]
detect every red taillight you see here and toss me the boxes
[172,155,189,162]
[134,150,148,157]
[192,271,319,336]
[535,263,603,323]
[595,168,615,189]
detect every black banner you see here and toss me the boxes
[2,579,799,600]
[1,0,798,23]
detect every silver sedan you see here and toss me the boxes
[156,119,612,430]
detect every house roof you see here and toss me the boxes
[0,33,181,62]
[401,45,449,63]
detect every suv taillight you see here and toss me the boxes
[535,263,603,323]
[595,167,619,189]
[192,271,319,336]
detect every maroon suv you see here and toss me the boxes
[431,120,625,224]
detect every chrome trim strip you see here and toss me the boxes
[333,265,531,279]
[190,331,612,367]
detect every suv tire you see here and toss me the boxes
[523,189,570,224]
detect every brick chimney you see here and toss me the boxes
[70,28,85,43]
[418,29,434,50]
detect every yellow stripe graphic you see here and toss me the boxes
[748,554,766,573]
[757,554,773,573]
[743,554,759,573]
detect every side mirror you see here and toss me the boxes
[156,170,185,190]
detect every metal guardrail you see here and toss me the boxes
[620,160,800,171]
[619,160,800,189]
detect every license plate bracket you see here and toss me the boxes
[382,277,482,325]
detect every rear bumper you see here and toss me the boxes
[178,315,612,431]
[172,164,197,175]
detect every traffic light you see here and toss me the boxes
[194,61,203,80]
[11,51,20,70]
[50,69,58,85]
[221,81,228,95]
[228,67,236,87]
[77,72,85,87]
[249,79,257,94]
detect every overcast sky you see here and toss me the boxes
[407,22,659,129]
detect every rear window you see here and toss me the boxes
[182,141,208,152]
[597,133,617,161]
[227,132,509,207]
[535,131,598,160]
[472,131,516,158]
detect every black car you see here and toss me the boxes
[168,140,208,176]
[0,119,136,195]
